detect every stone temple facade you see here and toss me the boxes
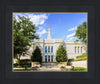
[20,26,86,63]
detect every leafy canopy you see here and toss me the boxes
[74,22,87,43]
[31,46,42,62]
[56,43,68,62]
[13,16,39,57]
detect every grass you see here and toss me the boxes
[13,69,31,71]
[68,67,87,71]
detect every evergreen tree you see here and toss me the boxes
[31,46,42,63]
[56,44,68,62]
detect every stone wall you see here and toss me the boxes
[71,60,87,68]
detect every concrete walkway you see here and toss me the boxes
[13,66,72,72]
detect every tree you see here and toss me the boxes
[31,46,42,63]
[56,43,68,62]
[13,16,39,66]
[74,22,87,43]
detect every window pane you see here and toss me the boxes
[48,46,50,53]
[78,47,79,53]
[81,47,82,53]
[45,46,47,53]
[51,56,53,62]
[45,56,47,62]
[75,47,76,53]
[48,56,50,62]
[51,46,53,53]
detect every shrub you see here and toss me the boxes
[20,59,31,65]
[56,43,68,62]
[74,57,87,61]
[68,67,87,71]
[68,58,74,62]
[76,53,87,58]
[60,66,66,68]
[31,46,42,63]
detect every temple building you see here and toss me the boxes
[20,25,86,63]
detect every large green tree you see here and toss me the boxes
[56,43,68,62]
[13,16,39,66]
[31,46,42,63]
[74,22,87,43]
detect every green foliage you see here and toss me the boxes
[13,16,39,57]
[56,44,68,62]
[60,66,66,68]
[74,53,87,61]
[76,53,87,58]
[14,66,31,68]
[74,57,87,61]
[68,67,87,71]
[68,58,74,62]
[31,46,42,62]
[20,59,31,64]
[74,22,87,43]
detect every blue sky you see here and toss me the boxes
[13,13,87,41]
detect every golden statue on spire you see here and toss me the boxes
[48,23,50,28]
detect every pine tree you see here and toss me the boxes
[56,44,68,62]
[31,46,42,63]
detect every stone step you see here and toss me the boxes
[42,63,56,66]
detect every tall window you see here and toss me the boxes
[45,56,47,62]
[45,46,47,53]
[81,47,82,53]
[78,47,79,53]
[51,46,53,53]
[51,56,53,62]
[48,56,50,62]
[75,47,76,53]
[48,46,50,53]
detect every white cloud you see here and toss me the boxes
[28,14,48,26]
[37,28,47,37]
[66,32,75,39]
[68,26,77,31]
[14,13,48,26]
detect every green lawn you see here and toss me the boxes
[68,67,87,71]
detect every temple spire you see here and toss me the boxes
[47,23,51,39]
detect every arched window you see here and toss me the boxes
[75,47,76,53]
[78,47,79,53]
[81,47,82,53]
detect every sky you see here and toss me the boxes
[13,13,87,41]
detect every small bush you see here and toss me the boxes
[76,53,87,58]
[68,67,87,71]
[68,58,74,62]
[74,57,87,61]
[60,66,66,68]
